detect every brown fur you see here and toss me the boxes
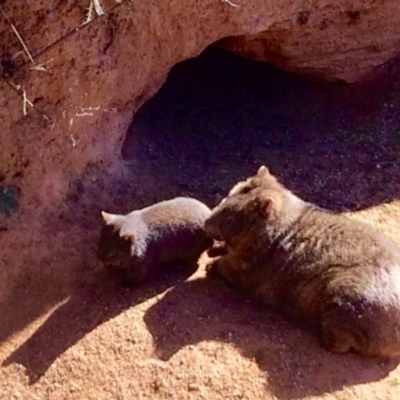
[98,197,213,286]
[204,166,400,358]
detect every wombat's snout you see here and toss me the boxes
[204,216,223,241]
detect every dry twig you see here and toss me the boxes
[93,0,105,16]
[84,0,105,24]
[0,7,35,65]
[22,87,34,116]
[221,0,240,7]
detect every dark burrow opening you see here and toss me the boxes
[121,46,400,212]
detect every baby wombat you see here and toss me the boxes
[98,197,213,286]
[205,166,400,358]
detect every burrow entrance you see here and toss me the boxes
[121,46,400,211]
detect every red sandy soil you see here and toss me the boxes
[1,48,400,399]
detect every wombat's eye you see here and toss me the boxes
[240,187,252,195]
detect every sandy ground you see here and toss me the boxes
[1,47,400,399]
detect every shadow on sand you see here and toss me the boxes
[2,264,196,384]
[143,276,399,400]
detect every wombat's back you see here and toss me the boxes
[137,197,211,229]
[135,197,212,265]
[257,208,399,302]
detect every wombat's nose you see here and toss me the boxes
[204,218,222,241]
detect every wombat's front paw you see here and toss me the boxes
[205,257,222,277]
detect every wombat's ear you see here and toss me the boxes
[256,196,274,216]
[101,211,119,226]
[121,233,135,243]
[257,165,270,178]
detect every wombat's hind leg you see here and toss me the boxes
[321,324,354,354]
[321,310,358,354]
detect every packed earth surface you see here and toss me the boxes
[1,45,400,399]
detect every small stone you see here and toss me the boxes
[0,186,19,215]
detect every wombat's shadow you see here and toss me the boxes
[144,276,399,400]
[2,261,195,384]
